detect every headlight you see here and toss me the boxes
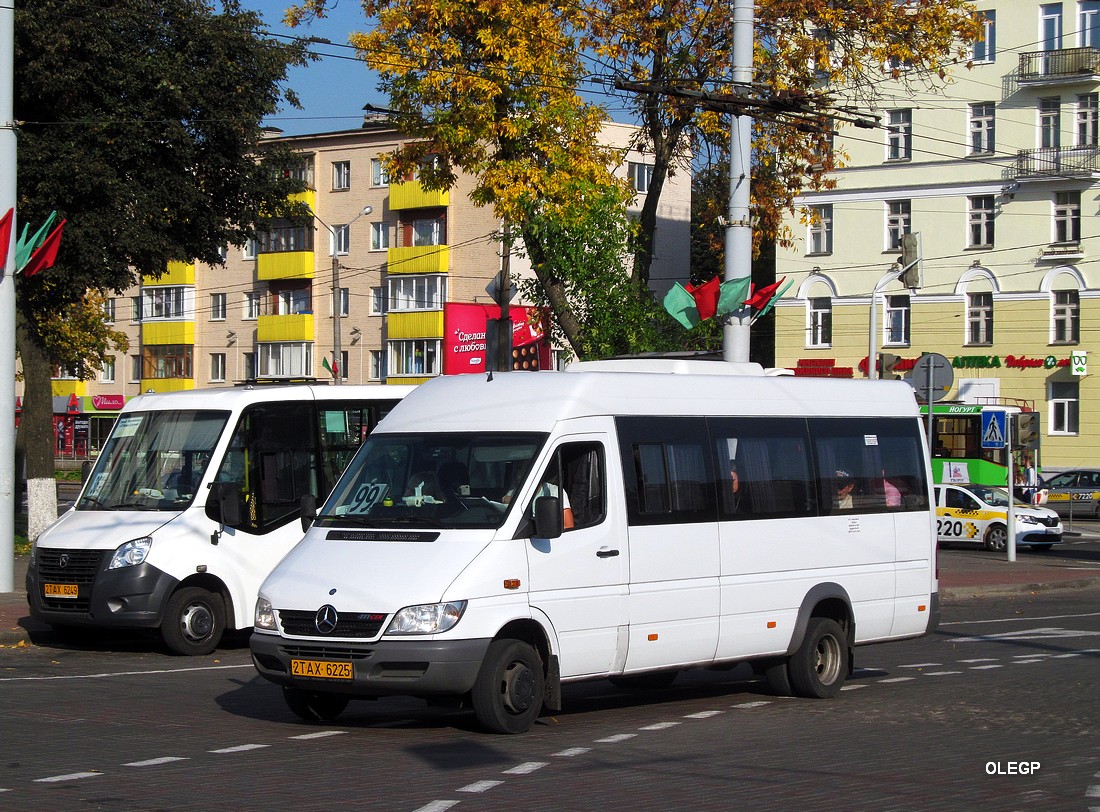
[108,537,152,569]
[255,598,276,631]
[385,600,467,635]
[1017,514,1038,525]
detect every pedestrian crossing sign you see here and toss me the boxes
[981,410,1007,449]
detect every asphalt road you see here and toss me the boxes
[2,589,1099,811]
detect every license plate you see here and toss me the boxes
[290,659,353,680]
[43,583,78,599]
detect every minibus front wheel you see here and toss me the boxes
[162,586,225,656]
[472,638,545,734]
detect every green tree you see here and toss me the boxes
[15,0,310,499]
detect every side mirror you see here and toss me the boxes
[206,481,243,528]
[533,495,564,540]
[300,493,317,533]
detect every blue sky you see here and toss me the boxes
[247,2,386,136]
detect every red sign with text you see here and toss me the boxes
[443,303,550,375]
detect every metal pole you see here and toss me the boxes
[722,0,753,363]
[1,2,16,592]
[331,242,341,385]
[868,291,878,380]
[1007,413,1016,562]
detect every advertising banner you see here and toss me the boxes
[443,303,550,375]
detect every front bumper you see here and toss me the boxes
[1016,529,1062,546]
[250,632,492,698]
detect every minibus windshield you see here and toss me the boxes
[319,432,547,530]
[78,410,230,511]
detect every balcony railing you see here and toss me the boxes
[1019,47,1100,82]
[1015,146,1100,179]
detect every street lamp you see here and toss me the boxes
[312,205,372,384]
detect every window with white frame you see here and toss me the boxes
[807,204,832,254]
[335,287,349,318]
[332,160,351,191]
[410,217,443,247]
[886,200,911,250]
[277,288,311,315]
[973,10,996,61]
[1041,3,1064,51]
[370,286,386,315]
[243,238,257,260]
[210,353,226,383]
[967,292,994,345]
[1052,289,1080,343]
[370,221,389,251]
[808,297,832,347]
[102,297,116,324]
[370,350,386,381]
[371,157,389,187]
[884,294,910,345]
[389,338,440,376]
[630,162,654,193]
[969,102,995,154]
[130,354,141,383]
[1077,93,1098,146]
[1082,1,1100,47]
[243,352,255,381]
[100,356,116,383]
[258,224,313,253]
[1050,381,1079,434]
[142,287,187,320]
[339,350,349,381]
[968,195,995,248]
[244,291,262,320]
[1053,190,1081,244]
[330,224,350,256]
[389,275,446,311]
[258,342,313,378]
[886,109,912,160]
[1040,97,1061,149]
[210,292,227,321]
[131,295,142,322]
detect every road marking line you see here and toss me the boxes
[640,721,681,730]
[0,664,253,682]
[209,744,270,754]
[941,610,1100,627]
[684,710,723,719]
[899,662,941,668]
[840,684,866,691]
[553,747,591,757]
[123,757,189,767]
[878,677,915,683]
[925,671,962,676]
[413,802,460,812]
[1012,653,1054,659]
[969,665,1003,670]
[503,762,547,775]
[958,658,998,663]
[596,733,637,743]
[732,701,770,709]
[35,772,103,783]
[1052,653,1083,658]
[1012,660,1044,665]
[289,730,346,740]
[458,780,503,793]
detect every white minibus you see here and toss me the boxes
[27,383,414,654]
[250,360,937,732]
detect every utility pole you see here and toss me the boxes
[315,205,372,385]
[1,2,16,592]
[723,0,754,363]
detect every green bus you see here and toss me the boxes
[920,402,1035,487]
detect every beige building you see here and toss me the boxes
[33,116,690,456]
[773,0,1099,471]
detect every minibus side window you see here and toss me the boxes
[560,443,606,530]
[710,417,816,520]
[616,416,715,527]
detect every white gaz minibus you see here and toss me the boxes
[27,383,414,654]
[250,360,937,732]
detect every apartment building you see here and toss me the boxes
[773,1,1100,470]
[36,117,690,456]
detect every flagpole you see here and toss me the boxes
[1,2,17,592]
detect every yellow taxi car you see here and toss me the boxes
[1042,469,1100,520]
[934,483,1063,552]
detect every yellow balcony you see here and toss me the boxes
[258,251,315,280]
[387,244,449,275]
[140,378,195,394]
[257,313,315,343]
[289,189,317,210]
[142,321,195,346]
[143,261,195,287]
[387,310,444,339]
[390,181,449,210]
[51,380,87,398]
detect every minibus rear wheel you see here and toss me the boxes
[472,639,545,734]
[788,617,847,699]
[161,586,225,656]
[283,687,350,722]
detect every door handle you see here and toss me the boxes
[596,548,619,558]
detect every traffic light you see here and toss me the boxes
[900,233,920,288]
[1015,412,1040,449]
[878,352,902,380]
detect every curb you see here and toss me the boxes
[940,575,1100,601]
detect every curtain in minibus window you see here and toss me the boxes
[710,417,816,519]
